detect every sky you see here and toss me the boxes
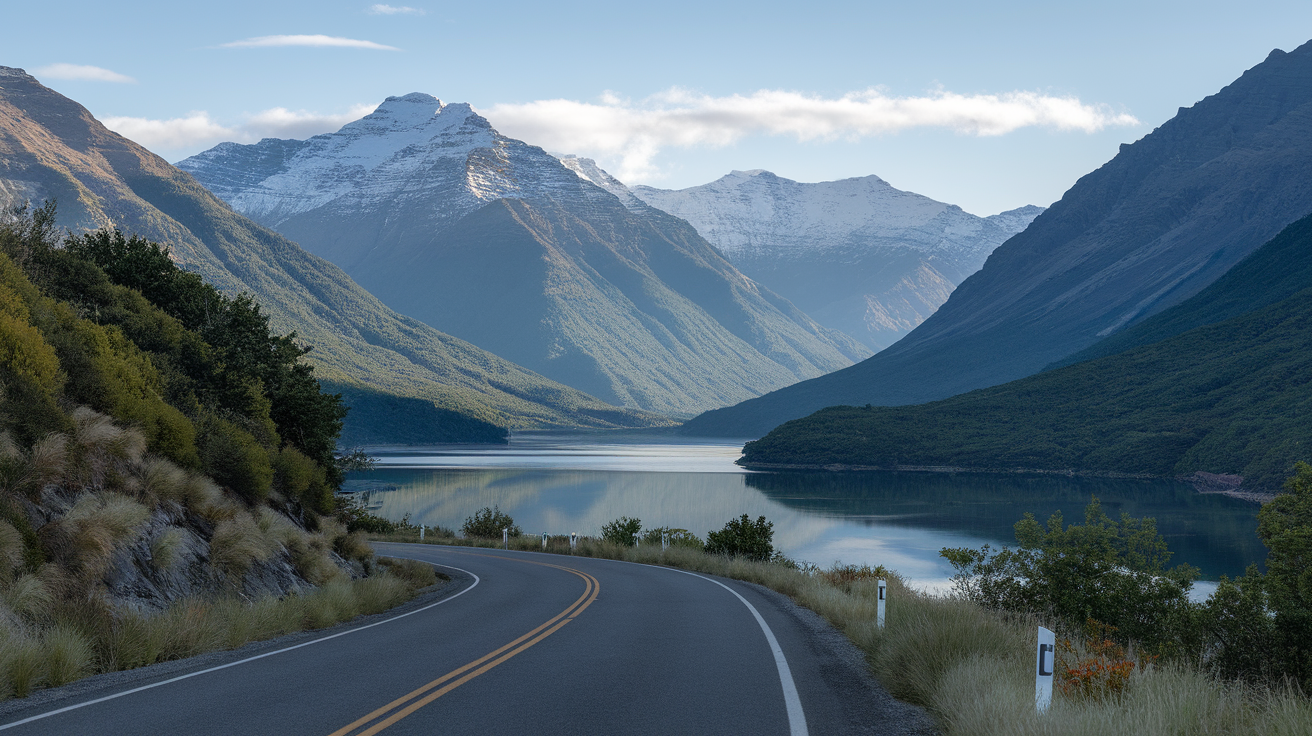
[5,1,1311,216]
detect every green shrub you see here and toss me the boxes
[461,506,520,539]
[941,498,1198,652]
[272,446,331,514]
[640,526,702,548]
[601,516,642,546]
[704,514,775,561]
[197,414,272,504]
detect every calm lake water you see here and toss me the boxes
[344,432,1267,595]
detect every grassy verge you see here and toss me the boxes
[371,531,1312,735]
[0,557,437,700]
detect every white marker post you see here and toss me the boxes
[877,579,887,629]
[502,527,508,550]
[419,525,425,542]
[542,532,548,549]
[570,532,577,552]
[662,532,669,551]
[1036,626,1055,713]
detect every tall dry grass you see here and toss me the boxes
[377,530,1312,734]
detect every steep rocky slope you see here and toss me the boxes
[685,41,1312,437]
[0,68,658,439]
[179,96,869,416]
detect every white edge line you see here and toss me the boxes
[655,566,809,736]
[0,558,478,732]
[430,546,807,736]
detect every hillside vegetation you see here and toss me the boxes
[0,67,664,442]
[0,205,431,698]
[740,214,1312,490]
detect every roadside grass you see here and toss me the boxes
[0,560,438,701]
[371,530,1312,735]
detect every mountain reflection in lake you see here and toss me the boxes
[345,433,1266,593]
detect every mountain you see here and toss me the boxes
[178,95,869,417]
[684,41,1312,437]
[614,167,1040,351]
[0,67,663,441]
[739,211,1312,491]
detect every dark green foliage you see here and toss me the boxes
[704,515,774,561]
[461,506,520,539]
[1255,462,1312,685]
[640,526,703,548]
[272,447,331,514]
[1200,567,1277,683]
[64,229,346,485]
[942,499,1198,651]
[600,516,642,546]
[196,413,272,504]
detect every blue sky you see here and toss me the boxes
[6,1,1311,214]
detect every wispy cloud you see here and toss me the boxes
[219,35,399,50]
[101,104,375,153]
[33,63,135,84]
[486,87,1141,181]
[367,4,425,14]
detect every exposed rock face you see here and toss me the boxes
[179,97,870,416]
[685,41,1312,437]
[0,69,654,436]
[572,164,1040,352]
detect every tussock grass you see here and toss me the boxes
[378,530,1312,734]
[0,567,430,699]
[209,512,280,578]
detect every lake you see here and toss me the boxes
[344,432,1268,595]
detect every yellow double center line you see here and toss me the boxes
[327,553,600,736]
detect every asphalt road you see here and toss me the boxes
[0,544,934,735]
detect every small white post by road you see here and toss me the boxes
[662,532,668,551]
[502,527,508,550]
[1036,626,1056,714]
[876,579,887,629]
[570,532,577,552]
[542,532,548,549]
[419,525,425,542]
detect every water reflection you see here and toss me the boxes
[346,434,1266,592]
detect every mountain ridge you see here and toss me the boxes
[0,67,663,440]
[179,97,870,416]
[683,41,1312,437]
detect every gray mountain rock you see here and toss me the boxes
[179,96,869,416]
[684,41,1312,437]
[561,162,1039,351]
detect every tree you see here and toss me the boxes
[1256,461,1312,685]
[705,515,774,561]
[601,517,642,546]
[461,506,520,539]
[942,498,1198,650]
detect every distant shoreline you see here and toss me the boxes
[735,462,1277,503]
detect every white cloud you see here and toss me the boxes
[101,105,375,153]
[219,35,399,50]
[33,63,135,84]
[367,4,425,14]
[485,87,1141,181]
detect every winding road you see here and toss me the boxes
[0,544,932,735]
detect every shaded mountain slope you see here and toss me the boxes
[685,41,1312,437]
[739,212,1312,490]
[0,67,661,439]
[179,96,868,416]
